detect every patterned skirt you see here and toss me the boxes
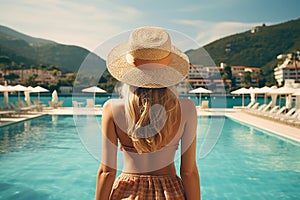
[110,173,185,200]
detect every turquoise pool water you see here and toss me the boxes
[0,115,300,199]
[0,94,290,108]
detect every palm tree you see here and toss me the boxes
[251,70,261,87]
[19,62,25,82]
[242,71,252,87]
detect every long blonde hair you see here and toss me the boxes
[123,84,179,154]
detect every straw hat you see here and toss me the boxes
[107,26,190,88]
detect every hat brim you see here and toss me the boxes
[107,42,189,88]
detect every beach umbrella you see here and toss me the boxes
[82,86,107,101]
[268,86,297,107]
[286,94,293,109]
[52,90,58,104]
[231,87,251,107]
[0,85,16,104]
[268,86,297,95]
[292,89,300,96]
[13,84,30,91]
[29,86,49,101]
[249,87,256,104]
[13,84,31,100]
[189,87,212,106]
[24,91,31,106]
[292,89,300,109]
[256,86,272,104]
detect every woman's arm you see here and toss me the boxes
[95,100,118,200]
[180,100,200,200]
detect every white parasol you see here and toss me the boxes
[0,85,16,104]
[231,87,252,107]
[29,86,49,101]
[52,90,58,104]
[292,89,300,109]
[189,87,212,106]
[82,86,107,101]
[268,86,297,107]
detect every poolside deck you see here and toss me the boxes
[0,107,299,143]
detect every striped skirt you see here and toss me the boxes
[110,173,185,200]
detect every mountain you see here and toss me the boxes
[0,25,106,73]
[187,18,300,74]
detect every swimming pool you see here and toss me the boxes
[0,115,299,199]
[0,94,289,108]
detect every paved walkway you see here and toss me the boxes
[225,110,300,142]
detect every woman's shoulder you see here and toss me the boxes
[102,99,125,116]
[178,98,197,117]
[103,99,124,108]
[178,98,196,109]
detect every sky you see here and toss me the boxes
[0,0,299,52]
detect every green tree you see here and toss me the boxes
[4,73,19,84]
[224,66,232,80]
[0,56,11,77]
[251,70,261,87]
[242,71,252,87]
[24,74,38,86]
[19,62,26,82]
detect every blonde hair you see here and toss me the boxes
[123,84,179,154]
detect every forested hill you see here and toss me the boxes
[187,18,300,76]
[0,25,105,73]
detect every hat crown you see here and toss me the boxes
[128,26,171,60]
[107,26,190,88]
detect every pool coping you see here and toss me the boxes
[0,107,299,143]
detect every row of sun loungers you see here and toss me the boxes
[244,102,300,126]
[0,100,44,120]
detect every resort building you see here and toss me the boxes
[0,68,62,85]
[188,64,220,79]
[186,64,260,92]
[274,61,300,86]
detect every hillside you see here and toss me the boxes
[1,18,299,86]
[0,25,106,73]
[187,18,300,74]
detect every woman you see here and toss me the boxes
[96,26,200,200]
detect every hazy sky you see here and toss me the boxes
[0,0,299,51]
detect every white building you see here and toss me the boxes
[274,60,300,86]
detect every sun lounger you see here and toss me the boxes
[200,100,209,109]
[86,99,95,108]
[286,113,300,126]
[280,109,300,125]
[246,101,256,109]
[267,106,288,118]
[73,101,82,108]
[243,102,260,114]
[49,100,64,109]
[261,102,272,112]
[273,107,296,120]
[260,105,279,117]
[0,109,16,120]
[247,103,266,114]
[16,100,37,111]
[33,100,45,111]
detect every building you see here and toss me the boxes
[232,66,260,86]
[186,64,260,92]
[274,61,300,86]
[0,68,62,85]
[188,64,220,79]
